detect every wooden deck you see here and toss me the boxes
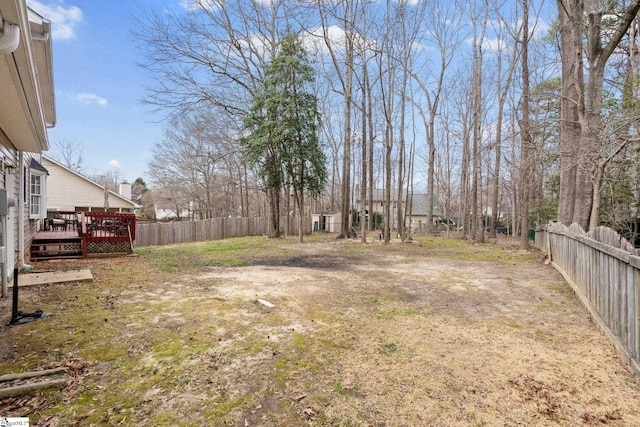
[30,212,136,261]
[31,230,82,260]
[34,230,79,240]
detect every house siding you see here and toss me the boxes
[41,157,135,212]
[0,0,56,283]
[24,153,41,257]
[0,131,21,268]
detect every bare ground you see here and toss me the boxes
[0,235,639,426]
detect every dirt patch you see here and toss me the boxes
[0,236,639,426]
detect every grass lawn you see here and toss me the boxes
[1,233,639,426]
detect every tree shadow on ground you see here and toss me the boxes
[246,254,364,270]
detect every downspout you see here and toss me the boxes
[0,15,21,55]
[18,152,33,271]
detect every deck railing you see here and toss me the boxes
[80,212,136,257]
[43,210,80,231]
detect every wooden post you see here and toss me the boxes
[81,212,87,258]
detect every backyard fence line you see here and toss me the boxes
[134,216,312,248]
[535,222,640,378]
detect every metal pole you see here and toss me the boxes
[11,267,18,322]
[1,216,6,298]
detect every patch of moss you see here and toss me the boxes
[414,236,468,247]
[149,412,184,425]
[203,395,250,419]
[379,342,398,355]
[136,236,296,272]
[78,342,128,362]
[150,335,185,358]
[506,321,523,329]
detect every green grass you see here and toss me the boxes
[414,236,469,247]
[135,236,302,272]
[379,342,398,355]
[1,232,555,425]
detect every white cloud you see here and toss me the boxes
[483,37,509,52]
[463,35,512,53]
[28,0,83,40]
[305,26,376,57]
[75,93,108,107]
[306,26,346,56]
[107,159,122,168]
[179,0,218,11]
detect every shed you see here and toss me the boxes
[312,211,341,233]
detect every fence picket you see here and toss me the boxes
[535,222,640,377]
[134,216,312,248]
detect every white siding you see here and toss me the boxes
[41,157,135,212]
[0,131,20,268]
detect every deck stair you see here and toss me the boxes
[30,231,82,260]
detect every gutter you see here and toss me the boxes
[18,152,33,271]
[0,14,20,55]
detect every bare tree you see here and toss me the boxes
[410,0,462,235]
[134,0,287,224]
[556,0,640,231]
[87,169,124,192]
[469,0,489,242]
[50,138,85,173]
[148,111,236,218]
[487,4,520,238]
[313,0,360,238]
[519,0,533,247]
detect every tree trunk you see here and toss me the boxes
[268,188,280,238]
[471,25,485,243]
[297,189,304,243]
[367,68,375,234]
[556,0,583,227]
[397,73,407,242]
[360,47,368,243]
[460,121,471,239]
[556,0,640,231]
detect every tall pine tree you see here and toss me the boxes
[242,33,327,241]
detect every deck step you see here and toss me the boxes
[31,237,83,261]
[31,254,83,261]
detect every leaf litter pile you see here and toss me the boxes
[0,234,639,426]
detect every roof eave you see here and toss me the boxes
[0,0,55,153]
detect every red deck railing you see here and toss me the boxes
[80,212,136,257]
[35,211,136,259]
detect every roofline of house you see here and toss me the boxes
[27,6,55,128]
[42,154,137,208]
[0,0,55,151]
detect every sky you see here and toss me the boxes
[30,0,555,186]
[27,0,189,183]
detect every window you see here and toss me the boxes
[30,173,45,219]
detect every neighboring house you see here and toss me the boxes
[0,1,55,289]
[360,190,441,229]
[154,205,191,221]
[312,211,341,233]
[41,156,137,215]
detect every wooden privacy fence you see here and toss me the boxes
[134,216,312,248]
[535,222,640,377]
